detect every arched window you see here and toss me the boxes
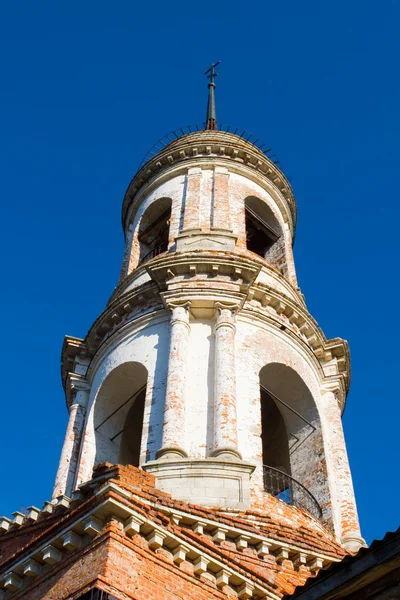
[138,198,172,264]
[93,362,148,468]
[245,197,282,261]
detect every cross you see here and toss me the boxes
[205,61,221,86]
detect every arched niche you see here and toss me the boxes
[137,197,172,264]
[259,363,331,522]
[93,362,148,468]
[245,196,286,272]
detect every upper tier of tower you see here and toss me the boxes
[122,130,296,232]
[119,129,298,286]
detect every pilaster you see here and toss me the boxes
[211,303,242,460]
[182,167,202,230]
[321,384,366,552]
[156,302,191,459]
[212,166,230,228]
[52,375,90,499]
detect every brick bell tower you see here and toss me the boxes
[0,65,365,600]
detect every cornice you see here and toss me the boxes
[63,251,349,408]
[121,131,296,235]
[241,283,350,404]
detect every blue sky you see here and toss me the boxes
[0,1,399,544]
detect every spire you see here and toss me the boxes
[205,61,220,130]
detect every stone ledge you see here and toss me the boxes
[143,458,255,510]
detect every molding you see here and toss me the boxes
[242,282,350,402]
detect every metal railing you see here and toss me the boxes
[139,243,168,265]
[138,123,282,169]
[263,465,322,520]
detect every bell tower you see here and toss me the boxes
[54,66,364,555]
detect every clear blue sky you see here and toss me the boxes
[0,1,398,545]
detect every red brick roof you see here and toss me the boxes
[0,464,347,599]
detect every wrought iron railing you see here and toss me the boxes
[139,243,168,265]
[138,124,282,169]
[263,465,322,520]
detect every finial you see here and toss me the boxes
[205,61,220,130]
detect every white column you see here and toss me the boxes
[52,378,90,499]
[212,304,241,459]
[157,303,190,459]
[322,386,365,552]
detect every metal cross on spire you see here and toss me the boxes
[205,61,220,130]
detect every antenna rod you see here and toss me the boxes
[205,61,220,130]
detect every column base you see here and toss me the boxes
[341,533,368,552]
[155,446,188,460]
[144,457,255,509]
[210,447,242,460]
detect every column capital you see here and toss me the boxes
[215,301,239,313]
[167,301,191,312]
[66,374,90,410]
[321,381,341,395]
[168,301,191,332]
[321,380,346,411]
[215,302,238,332]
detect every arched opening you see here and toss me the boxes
[119,386,146,466]
[93,362,148,468]
[138,197,172,264]
[260,388,291,475]
[259,363,326,520]
[245,197,284,267]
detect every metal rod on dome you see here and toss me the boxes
[95,384,147,431]
[205,61,220,130]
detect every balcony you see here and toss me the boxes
[263,465,322,520]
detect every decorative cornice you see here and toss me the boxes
[84,280,162,355]
[61,250,349,409]
[243,281,351,402]
[146,251,261,292]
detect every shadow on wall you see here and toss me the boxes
[93,362,148,467]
